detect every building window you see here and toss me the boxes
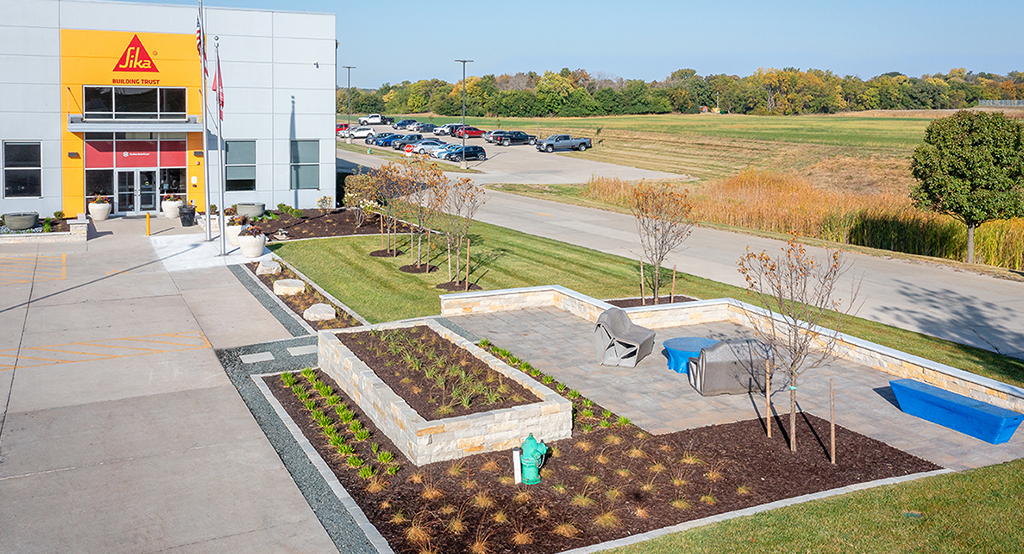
[225,141,256,191]
[85,170,114,204]
[3,142,42,198]
[83,86,187,120]
[289,140,319,190]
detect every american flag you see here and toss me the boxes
[196,12,208,77]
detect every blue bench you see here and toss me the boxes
[889,379,1023,445]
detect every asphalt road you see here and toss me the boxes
[473,189,1024,360]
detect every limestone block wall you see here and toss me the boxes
[0,218,87,244]
[318,319,572,466]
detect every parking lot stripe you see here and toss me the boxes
[0,331,211,371]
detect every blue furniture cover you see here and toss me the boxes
[890,378,1023,445]
[663,337,719,374]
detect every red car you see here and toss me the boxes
[336,123,350,135]
[455,126,485,138]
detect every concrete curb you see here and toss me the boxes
[559,468,954,554]
[252,372,395,554]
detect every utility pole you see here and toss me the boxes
[455,59,473,170]
[343,65,355,144]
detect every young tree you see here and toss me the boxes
[629,181,694,302]
[368,162,412,255]
[436,177,485,284]
[737,239,860,452]
[398,155,447,268]
[911,110,1024,263]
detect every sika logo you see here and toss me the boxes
[113,35,158,73]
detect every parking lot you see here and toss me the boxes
[338,123,682,185]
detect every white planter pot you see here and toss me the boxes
[238,233,267,259]
[88,202,111,221]
[161,200,184,218]
[226,224,248,246]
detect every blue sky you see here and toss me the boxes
[144,0,1022,88]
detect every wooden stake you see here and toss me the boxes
[670,265,676,303]
[639,261,646,306]
[765,359,772,438]
[830,378,836,465]
[380,216,384,249]
[465,237,471,292]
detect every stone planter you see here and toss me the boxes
[236,202,265,218]
[226,224,248,246]
[161,200,184,218]
[4,212,39,231]
[88,203,111,221]
[238,233,267,258]
[319,319,572,466]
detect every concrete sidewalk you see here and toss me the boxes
[0,216,336,553]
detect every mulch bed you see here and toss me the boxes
[267,346,939,554]
[246,263,360,330]
[235,208,409,241]
[606,295,696,308]
[399,264,438,274]
[370,249,405,257]
[337,326,539,420]
[436,280,483,292]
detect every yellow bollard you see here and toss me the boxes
[146,212,151,236]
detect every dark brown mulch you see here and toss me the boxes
[246,263,360,330]
[399,264,438,274]
[435,280,483,292]
[240,208,411,241]
[268,366,939,554]
[606,295,697,308]
[337,326,540,420]
[370,249,405,257]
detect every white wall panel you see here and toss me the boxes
[222,87,274,116]
[0,84,61,115]
[219,62,274,90]
[0,55,60,85]
[220,113,274,139]
[60,1,194,33]
[207,9,273,38]
[273,88,335,115]
[0,26,60,56]
[272,63,334,90]
[272,11,334,40]
[0,0,59,27]
[215,37,274,64]
[271,37,336,65]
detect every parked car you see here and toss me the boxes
[336,123,350,135]
[405,138,447,154]
[482,130,503,143]
[346,126,375,139]
[443,145,487,162]
[536,134,592,152]
[411,122,437,133]
[358,114,394,125]
[499,131,537,146]
[442,124,465,137]
[455,126,485,139]
[434,123,459,136]
[368,132,396,145]
[432,144,461,158]
[374,134,404,147]
[392,134,424,150]
[393,119,417,130]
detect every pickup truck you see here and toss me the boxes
[536,134,592,152]
[357,114,394,126]
[499,131,537,146]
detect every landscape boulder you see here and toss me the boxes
[303,303,336,322]
[273,279,305,296]
[256,260,281,276]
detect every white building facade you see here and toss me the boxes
[0,0,337,218]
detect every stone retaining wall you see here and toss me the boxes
[0,218,87,244]
[318,319,572,466]
[440,286,1024,413]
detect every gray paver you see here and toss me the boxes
[240,352,275,364]
[450,307,1024,470]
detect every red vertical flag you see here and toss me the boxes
[211,54,224,120]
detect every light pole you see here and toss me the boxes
[343,65,355,144]
[455,59,472,169]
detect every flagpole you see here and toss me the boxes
[199,0,212,242]
[215,39,227,257]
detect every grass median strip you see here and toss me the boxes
[271,220,1024,388]
[604,458,1024,554]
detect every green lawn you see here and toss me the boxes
[271,220,1024,388]
[606,458,1024,554]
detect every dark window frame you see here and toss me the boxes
[289,140,319,190]
[224,140,257,192]
[3,141,42,198]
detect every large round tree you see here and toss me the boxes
[911,110,1024,263]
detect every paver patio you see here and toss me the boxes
[447,306,1024,471]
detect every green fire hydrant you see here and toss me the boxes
[520,433,547,485]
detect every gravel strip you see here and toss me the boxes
[217,336,379,554]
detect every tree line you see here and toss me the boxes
[337,68,1024,118]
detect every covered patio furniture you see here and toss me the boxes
[663,337,720,374]
[594,307,656,367]
[687,339,769,396]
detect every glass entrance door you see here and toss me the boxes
[115,169,158,214]
[116,170,135,213]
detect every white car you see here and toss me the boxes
[346,126,375,139]
[432,144,461,159]
[434,123,458,136]
[408,139,447,155]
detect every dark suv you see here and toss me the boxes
[444,145,486,162]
